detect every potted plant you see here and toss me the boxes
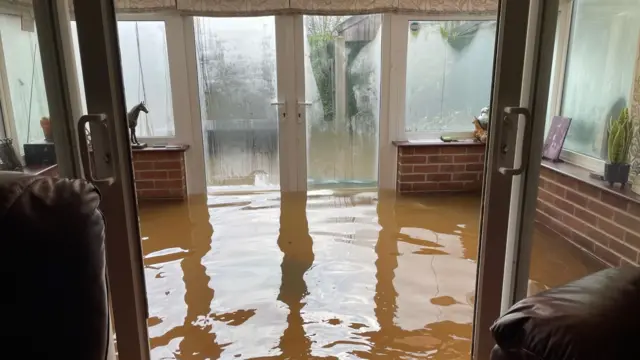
[605,108,633,187]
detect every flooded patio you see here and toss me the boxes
[139,191,603,359]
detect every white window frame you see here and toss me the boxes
[548,0,607,174]
[0,8,39,156]
[115,13,206,194]
[115,13,189,146]
[387,13,497,142]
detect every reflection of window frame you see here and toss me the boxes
[386,13,496,142]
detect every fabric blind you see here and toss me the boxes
[176,0,498,16]
[0,0,177,13]
[1,0,497,15]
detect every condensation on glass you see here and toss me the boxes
[404,20,496,133]
[303,15,381,188]
[71,21,175,138]
[194,17,279,189]
[559,0,640,159]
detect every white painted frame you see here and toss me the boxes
[378,14,396,190]
[116,13,207,194]
[378,13,496,189]
[387,13,497,142]
[115,13,184,145]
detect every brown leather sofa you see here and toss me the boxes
[0,172,110,360]
[491,266,640,360]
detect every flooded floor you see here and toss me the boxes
[139,191,604,359]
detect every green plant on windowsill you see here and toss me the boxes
[605,107,633,187]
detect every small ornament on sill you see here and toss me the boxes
[472,106,489,144]
[127,101,149,149]
[40,116,53,142]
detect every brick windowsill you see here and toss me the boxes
[132,145,189,200]
[537,160,640,267]
[541,160,640,206]
[132,144,190,153]
[393,139,484,147]
[395,140,486,193]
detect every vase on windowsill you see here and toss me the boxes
[604,163,630,188]
[40,116,53,142]
[604,108,632,188]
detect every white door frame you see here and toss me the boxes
[275,15,302,192]
[473,0,539,358]
[72,0,151,358]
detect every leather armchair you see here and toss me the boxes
[0,172,110,360]
[490,266,640,360]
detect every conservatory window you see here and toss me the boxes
[71,20,175,138]
[554,0,640,164]
[403,20,496,136]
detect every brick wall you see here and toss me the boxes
[396,143,485,193]
[132,147,188,200]
[536,165,640,267]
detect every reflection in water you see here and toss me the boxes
[275,193,314,358]
[139,191,603,359]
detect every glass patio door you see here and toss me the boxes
[193,16,302,192]
[20,1,151,359]
[301,15,382,189]
[473,0,562,358]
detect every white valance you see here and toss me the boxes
[0,0,177,14]
[176,0,499,16]
[1,0,497,16]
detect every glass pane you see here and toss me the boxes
[0,14,50,156]
[304,15,381,188]
[533,0,639,314]
[71,21,175,138]
[560,0,640,159]
[404,21,497,133]
[194,17,279,190]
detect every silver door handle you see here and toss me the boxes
[499,107,532,177]
[270,100,285,106]
[298,101,313,106]
[77,114,114,185]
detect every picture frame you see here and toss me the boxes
[542,116,571,162]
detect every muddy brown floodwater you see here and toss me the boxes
[139,190,603,359]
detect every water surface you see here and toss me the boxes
[139,191,603,359]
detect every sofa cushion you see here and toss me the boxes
[0,172,109,360]
[491,267,640,360]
